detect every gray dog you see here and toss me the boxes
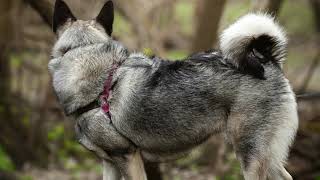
[49,0,298,179]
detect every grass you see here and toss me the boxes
[166,50,189,60]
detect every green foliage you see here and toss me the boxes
[21,115,30,127]
[19,175,33,180]
[64,140,84,153]
[223,174,238,180]
[0,145,15,172]
[47,122,95,169]
[64,139,91,158]
[224,153,243,180]
[47,124,65,141]
[10,55,22,69]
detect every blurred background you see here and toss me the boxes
[0,0,319,179]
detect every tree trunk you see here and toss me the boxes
[0,0,18,167]
[0,0,49,169]
[252,0,284,16]
[191,0,226,52]
[24,0,53,27]
[310,0,320,32]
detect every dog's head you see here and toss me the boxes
[49,0,129,115]
[52,0,114,58]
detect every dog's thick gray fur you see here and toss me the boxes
[49,1,298,179]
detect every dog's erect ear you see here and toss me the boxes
[53,0,76,33]
[96,1,114,36]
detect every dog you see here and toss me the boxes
[48,0,298,179]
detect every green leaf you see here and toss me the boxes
[143,48,155,58]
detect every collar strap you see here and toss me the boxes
[70,63,121,118]
[71,100,100,117]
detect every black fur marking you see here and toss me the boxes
[96,1,114,36]
[70,100,100,117]
[249,35,277,62]
[53,0,76,33]
[188,49,222,61]
[146,51,224,88]
[147,60,185,87]
[238,34,284,80]
[242,51,266,80]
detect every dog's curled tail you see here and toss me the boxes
[219,13,287,79]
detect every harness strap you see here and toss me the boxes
[100,64,121,118]
[70,63,121,118]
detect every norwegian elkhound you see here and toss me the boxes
[49,0,298,179]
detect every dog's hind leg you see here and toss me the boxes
[229,92,298,180]
[230,116,296,180]
[266,94,297,180]
[231,131,269,180]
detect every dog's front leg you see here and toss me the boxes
[103,160,122,180]
[112,150,147,180]
[77,127,146,180]
[126,151,147,180]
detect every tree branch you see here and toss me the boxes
[24,0,54,27]
[298,53,320,94]
[297,92,320,101]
